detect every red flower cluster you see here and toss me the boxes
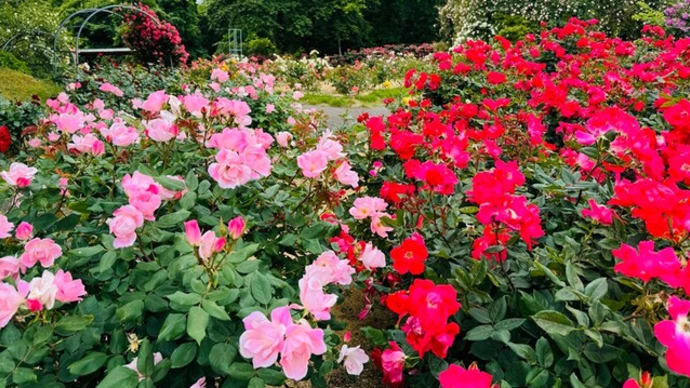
[0,126,10,153]
[467,160,543,260]
[121,3,189,65]
[386,279,460,359]
[390,233,428,275]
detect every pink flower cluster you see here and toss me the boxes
[108,172,186,248]
[206,128,273,189]
[297,133,359,188]
[239,305,326,380]
[298,251,355,320]
[349,196,393,238]
[184,220,226,261]
[99,82,124,97]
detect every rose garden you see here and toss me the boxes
[1,1,690,388]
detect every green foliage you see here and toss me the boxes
[0,68,60,102]
[0,52,30,74]
[632,1,667,26]
[246,37,277,57]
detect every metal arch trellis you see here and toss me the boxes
[51,4,164,74]
[228,28,243,58]
[1,29,53,52]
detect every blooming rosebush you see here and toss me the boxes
[5,17,690,388]
[120,3,189,66]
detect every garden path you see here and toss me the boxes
[304,104,390,129]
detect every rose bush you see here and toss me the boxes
[4,17,690,388]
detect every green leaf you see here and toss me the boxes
[228,362,254,381]
[209,343,237,375]
[12,368,36,384]
[137,339,154,377]
[116,300,144,322]
[158,313,187,341]
[535,337,553,368]
[96,366,138,388]
[68,352,107,376]
[507,342,536,363]
[156,175,186,191]
[167,291,202,309]
[489,297,507,322]
[56,315,94,334]
[69,245,105,257]
[256,368,285,385]
[467,307,492,324]
[251,273,272,305]
[464,325,493,341]
[99,251,118,272]
[225,244,260,264]
[187,306,209,345]
[156,210,191,229]
[584,278,608,300]
[170,342,197,368]
[248,377,265,388]
[532,310,575,337]
[202,299,231,321]
[495,318,525,331]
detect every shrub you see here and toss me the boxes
[120,3,189,66]
[246,37,277,58]
[0,51,30,74]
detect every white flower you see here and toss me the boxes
[337,345,369,375]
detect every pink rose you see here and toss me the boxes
[182,92,210,117]
[20,238,62,269]
[316,136,344,161]
[228,216,246,239]
[0,215,14,238]
[297,150,329,178]
[1,162,38,187]
[145,118,178,142]
[198,231,225,261]
[189,377,206,388]
[334,161,359,188]
[304,251,354,286]
[141,90,168,113]
[241,146,272,177]
[211,68,229,83]
[266,104,276,114]
[122,172,162,221]
[54,269,86,303]
[348,196,388,220]
[208,149,252,188]
[239,307,291,368]
[14,221,33,240]
[280,322,326,380]
[0,283,23,328]
[107,205,144,248]
[68,133,104,156]
[381,342,405,385]
[337,345,369,375]
[0,256,20,280]
[125,352,163,380]
[24,270,58,311]
[102,122,139,146]
[158,175,187,200]
[276,132,292,147]
[370,214,393,238]
[360,243,385,270]
[184,220,202,246]
[99,82,124,97]
[654,296,690,377]
[299,275,337,320]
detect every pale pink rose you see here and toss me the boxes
[266,103,276,114]
[0,215,14,238]
[276,132,292,147]
[287,116,296,126]
[199,231,224,261]
[25,270,58,311]
[305,251,354,286]
[145,118,178,142]
[141,90,168,113]
[334,161,359,188]
[208,149,252,188]
[317,136,345,161]
[360,243,385,270]
[125,352,163,380]
[28,138,42,148]
[215,98,252,126]
[189,377,206,388]
[99,82,124,97]
[348,196,388,220]
[54,269,86,303]
[211,68,229,83]
[297,150,329,178]
[241,146,272,177]
[182,92,210,117]
[92,99,105,111]
[298,275,338,321]
[99,109,114,120]
[122,172,162,221]
[370,214,393,238]
[293,91,304,100]
[48,132,61,142]
[206,127,248,151]
[0,256,20,280]
[67,82,81,90]
[253,129,274,149]
[0,283,23,328]
[338,345,369,375]
[228,216,246,239]
[209,82,221,92]
[68,133,105,156]
[107,205,144,248]
[280,321,327,380]
[20,238,62,269]
[1,162,38,187]
[239,307,290,368]
[103,122,139,146]
[184,220,202,246]
[59,177,69,196]
[14,222,33,241]
[158,175,187,200]
[53,112,85,133]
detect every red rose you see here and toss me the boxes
[0,126,11,153]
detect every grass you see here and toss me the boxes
[302,87,408,107]
[0,68,61,102]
